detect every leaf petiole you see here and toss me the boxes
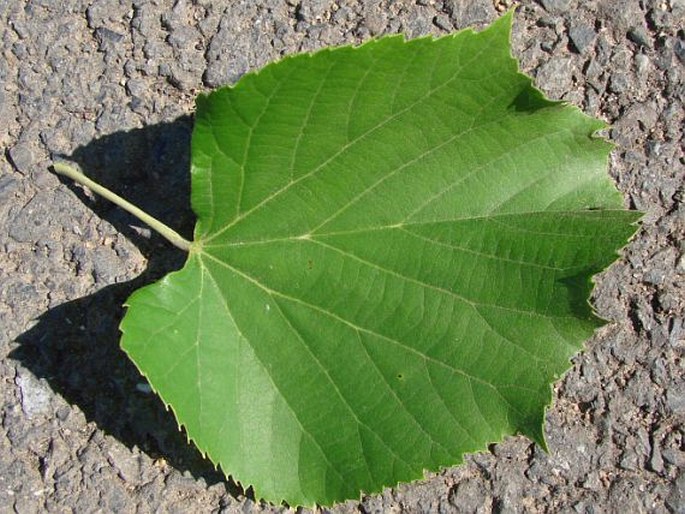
[52,161,193,252]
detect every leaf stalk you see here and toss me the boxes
[53,161,192,252]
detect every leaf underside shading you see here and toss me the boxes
[120,12,639,507]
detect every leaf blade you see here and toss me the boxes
[121,12,639,506]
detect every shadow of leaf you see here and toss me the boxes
[11,115,243,495]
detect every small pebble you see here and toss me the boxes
[675,39,685,64]
[433,14,452,32]
[539,0,571,13]
[8,143,33,174]
[135,383,153,394]
[569,24,596,53]
[627,26,651,48]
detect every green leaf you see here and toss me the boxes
[120,12,638,507]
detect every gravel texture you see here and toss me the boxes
[1,0,684,512]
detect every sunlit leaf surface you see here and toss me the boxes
[120,13,638,507]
